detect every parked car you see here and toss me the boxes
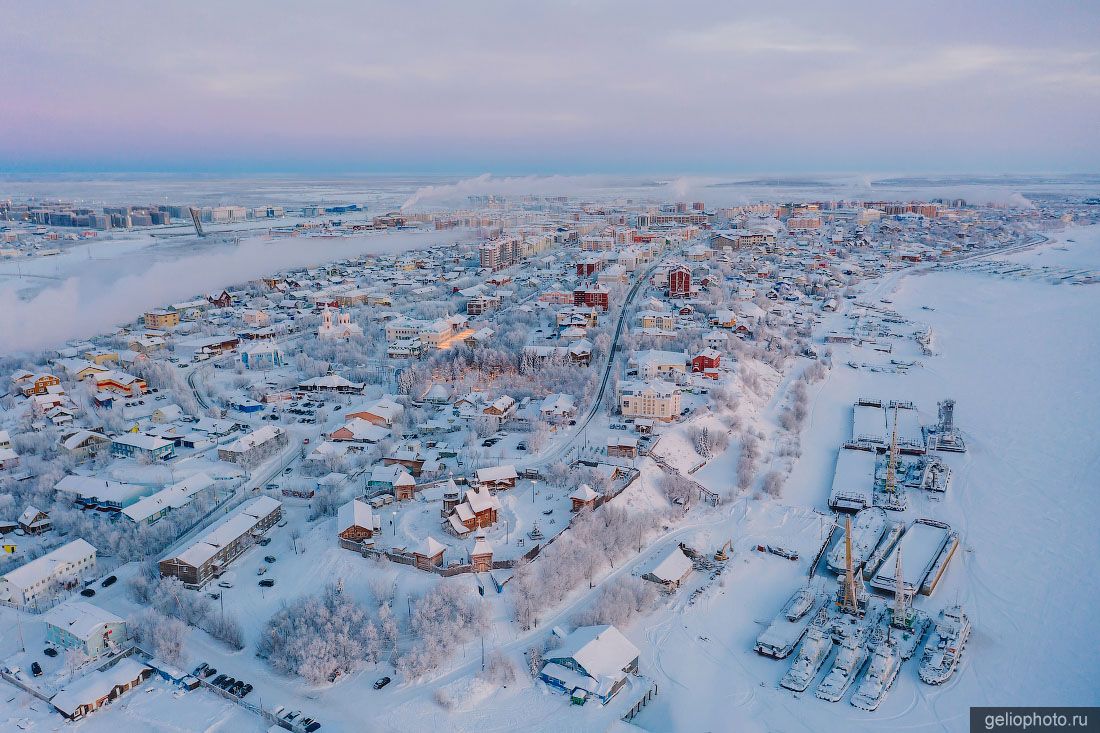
[259,578,275,587]
[373,676,391,689]
[305,722,322,733]
[208,592,220,600]
[217,581,233,588]
[203,667,217,678]
[80,588,96,597]
[264,555,277,563]
[31,662,42,677]
[101,575,117,587]
[257,565,268,576]
[212,674,227,687]
[240,683,253,697]
[43,648,58,658]
[258,537,272,546]
[194,662,208,676]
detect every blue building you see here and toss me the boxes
[538,625,640,704]
[240,343,285,370]
[110,434,175,461]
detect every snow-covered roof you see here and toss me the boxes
[415,536,446,558]
[338,498,375,533]
[121,473,214,523]
[111,433,174,452]
[42,600,123,641]
[1,539,96,592]
[56,475,148,505]
[221,425,283,454]
[476,464,517,484]
[299,374,365,390]
[544,625,639,682]
[51,658,149,716]
[472,533,493,557]
[465,486,501,514]
[18,505,46,526]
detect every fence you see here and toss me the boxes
[336,462,638,577]
[341,538,541,576]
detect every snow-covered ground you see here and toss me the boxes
[3,219,1096,733]
[626,225,1100,731]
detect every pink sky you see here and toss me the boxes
[1,1,1098,173]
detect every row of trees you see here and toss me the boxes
[396,582,489,680]
[509,504,659,630]
[571,576,661,628]
[129,569,245,650]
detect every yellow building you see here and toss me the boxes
[618,380,682,422]
[143,310,180,329]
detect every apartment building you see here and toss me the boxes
[618,380,682,422]
[158,496,282,588]
[0,539,97,607]
[143,310,180,329]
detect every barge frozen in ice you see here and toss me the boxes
[869,519,959,597]
[827,447,877,512]
[847,398,927,455]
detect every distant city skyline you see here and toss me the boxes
[2,1,1098,174]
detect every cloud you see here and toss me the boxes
[668,21,856,55]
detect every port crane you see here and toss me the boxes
[884,404,900,495]
[838,514,866,616]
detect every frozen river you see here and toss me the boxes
[0,228,451,354]
[633,225,1100,732]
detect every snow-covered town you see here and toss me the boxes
[2,3,1099,732]
[3,177,1098,732]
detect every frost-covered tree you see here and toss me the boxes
[257,583,375,684]
[131,608,189,664]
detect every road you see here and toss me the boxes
[521,257,666,470]
[380,498,730,706]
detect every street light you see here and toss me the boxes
[391,510,397,537]
[531,479,537,503]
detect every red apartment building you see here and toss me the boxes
[573,287,610,311]
[668,265,691,298]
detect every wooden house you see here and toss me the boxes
[337,499,376,543]
[570,484,600,512]
[412,536,446,570]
